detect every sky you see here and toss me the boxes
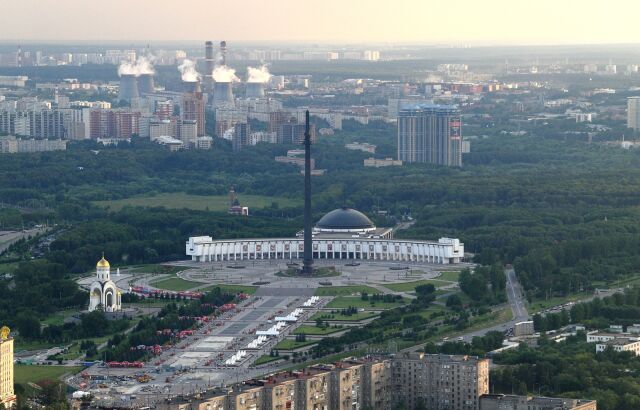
[1,0,639,46]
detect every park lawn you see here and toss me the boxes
[93,192,300,212]
[201,284,258,295]
[434,289,454,298]
[436,271,460,282]
[14,365,83,384]
[293,325,344,335]
[417,304,449,318]
[325,296,407,310]
[42,310,77,326]
[314,285,381,296]
[129,264,189,275]
[273,339,317,350]
[15,339,59,351]
[383,279,450,292]
[0,261,20,274]
[152,277,203,291]
[60,335,113,360]
[253,355,282,366]
[311,311,378,322]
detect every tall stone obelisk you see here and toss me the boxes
[302,110,314,275]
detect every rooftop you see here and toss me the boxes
[316,207,375,231]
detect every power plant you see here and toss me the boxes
[213,82,234,107]
[245,82,265,98]
[220,40,227,66]
[204,41,215,94]
[137,73,155,94]
[118,74,139,102]
[183,80,201,94]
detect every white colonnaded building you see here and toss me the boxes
[88,254,122,312]
[187,207,464,264]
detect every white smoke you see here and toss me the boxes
[118,55,155,77]
[247,64,272,83]
[178,59,201,82]
[212,65,240,83]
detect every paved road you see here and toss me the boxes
[0,228,47,255]
[506,268,528,321]
[403,267,529,348]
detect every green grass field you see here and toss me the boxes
[0,261,20,275]
[293,325,344,335]
[273,339,317,350]
[201,284,258,295]
[314,285,381,296]
[129,264,189,275]
[311,311,378,321]
[253,355,282,366]
[152,277,203,291]
[324,296,407,310]
[383,279,451,292]
[42,310,77,326]
[14,365,83,384]
[93,192,300,212]
[436,271,460,282]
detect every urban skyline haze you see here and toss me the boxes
[1,0,639,45]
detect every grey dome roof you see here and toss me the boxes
[316,207,374,230]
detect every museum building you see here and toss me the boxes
[186,207,464,265]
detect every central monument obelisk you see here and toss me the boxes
[301,110,314,275]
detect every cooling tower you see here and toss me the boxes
[245,82,265,98]
[183,80,202,94]
[204,41,215,94]
[137,73,155,94]
[118,74,139,101]
[214,81,234,107]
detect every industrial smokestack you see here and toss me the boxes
[245,82,265,98]
[220,41,227,66]
[214,81,234,107]
[204,41,215,94]
[183,80,201,94]
[118,74,139,102]
[138,73,155,94]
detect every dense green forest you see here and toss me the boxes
[3,121,640,304]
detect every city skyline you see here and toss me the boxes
[1,0,640,46]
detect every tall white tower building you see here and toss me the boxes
[628,97,640,131]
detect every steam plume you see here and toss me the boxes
[178,59,200,82]
[212,65,240,83]
[118,55,155,77]
[247,64,272,83]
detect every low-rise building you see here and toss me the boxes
[596,337,640,355]
[0,135,67,153]
[364,157,403,167]
[480,394,596,410]
[345,141,376,153]
[514,321,535,337]
[586,331,620,343]
[153,135,184,151]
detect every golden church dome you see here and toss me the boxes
[97,254,110,268]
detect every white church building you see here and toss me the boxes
[88,255,122,312]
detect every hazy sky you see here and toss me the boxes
[1,0,639,45]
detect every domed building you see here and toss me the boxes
[88,255,122,312]
[187,207,463,265]
[315,207,377,233]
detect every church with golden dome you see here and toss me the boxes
[88,254,122,312]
